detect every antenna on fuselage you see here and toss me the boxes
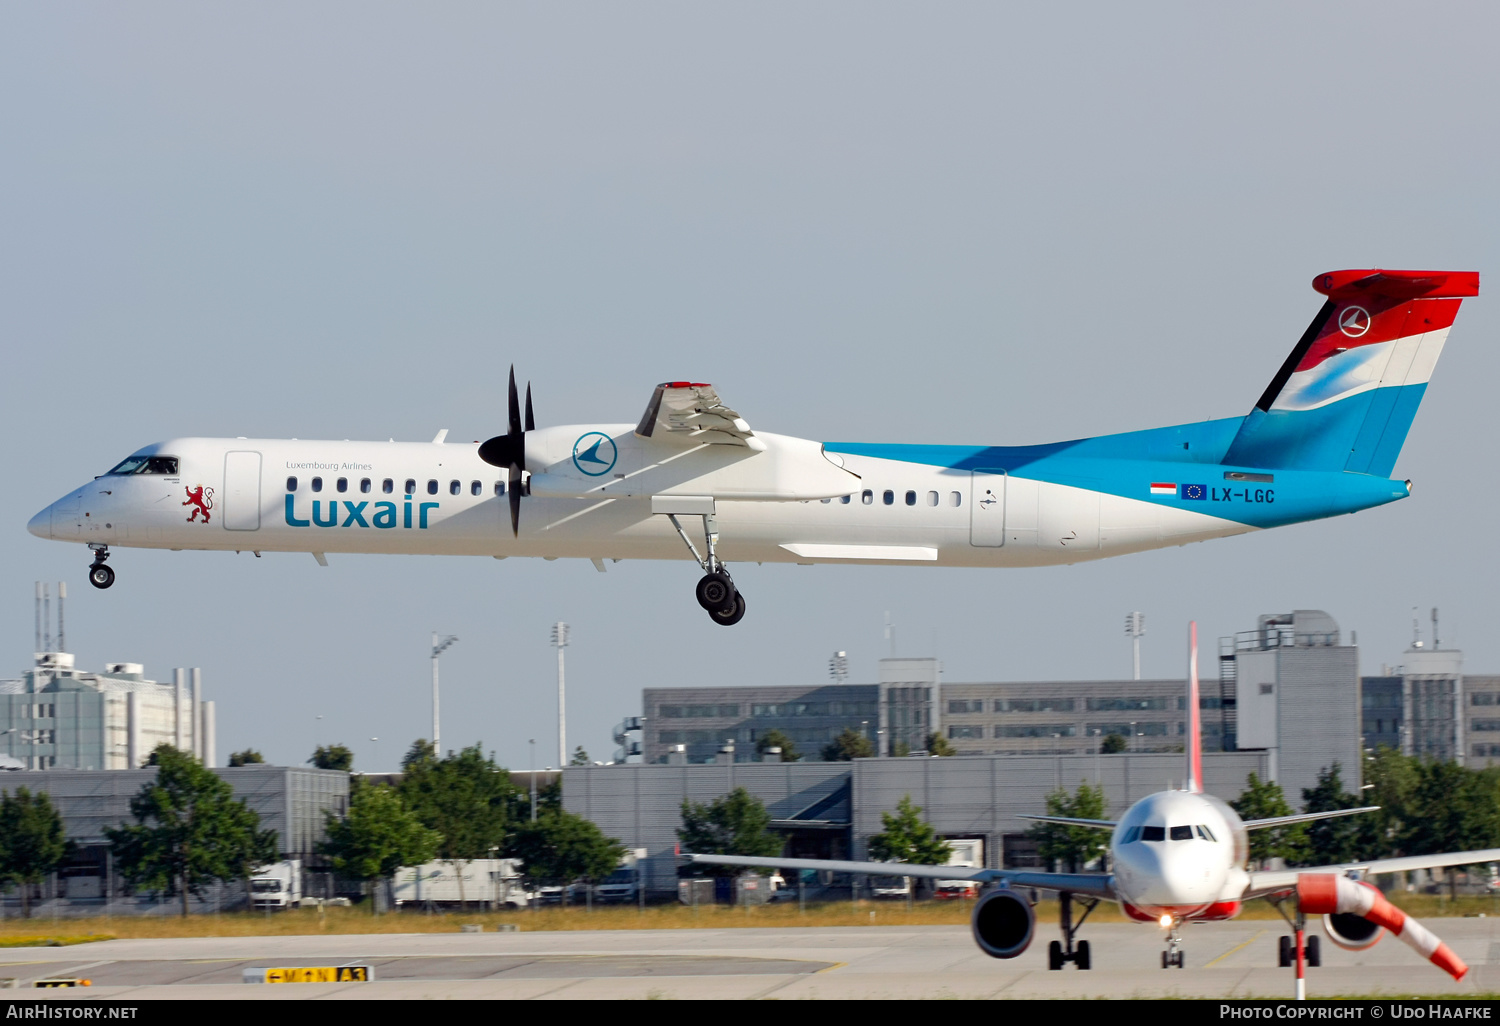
[1186,621,1203,794]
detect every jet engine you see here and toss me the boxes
[1322,912,1382,951]
[970,888,1035,959]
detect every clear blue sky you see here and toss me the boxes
[4,2,1496,769]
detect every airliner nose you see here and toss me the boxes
[27,505,53,539]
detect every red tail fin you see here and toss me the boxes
[1187,622,1203,793]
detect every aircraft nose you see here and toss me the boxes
[27,505,52,540]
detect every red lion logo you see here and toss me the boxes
[183,485,214,523]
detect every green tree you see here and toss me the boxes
[1027,781,1109,873]
[509,810,624,886]
[890,740,912,758]
[320,784,440,914]
[569,745,591,767]
[1230,772,1305,868]
[924,731,955,757]
[1402,759,1500,897]
[400,744,517,906]
[677,787,784,874]
[0,788,68,918]
[310,744,354,772]
[227,749,265,767]
[821,728,874,761]
[106,744,276,916]
[755,729,800,762]
[1357,746,1417,859]
[1297,763,1365,867]
[402,739,436,770]
[1099,733,1128,754]
[868,795,952,867]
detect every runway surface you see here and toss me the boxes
[3,918,1498,999]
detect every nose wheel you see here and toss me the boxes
[666,511,748,626]
[87,545,115,590]
[1161,919,1185,968]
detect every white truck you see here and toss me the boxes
[250,860,303,910]
[934,839,984,899]
[392,859,530,909]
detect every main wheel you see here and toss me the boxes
[1278,934,1293,968]
[695,573,736,611]
[1075,940,1091,970]
[1174,951,1185,969]
[1305,934,1321,968]
[88,563,115,589]
[710,592,747,626]
[1048,940,1064,970]
[1161,951,1169,969]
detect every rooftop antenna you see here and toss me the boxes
[42,583,51,653]
[884,612,894,658]
[1125,612,1146,680]
[829,651,849,684]
[57,582,65,653]
[34,582,42,655]
[1432,607,1440,650]
[1412,607,1423,649]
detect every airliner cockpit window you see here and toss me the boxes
[1196,825,1218,842]
[1120,826,1141,843]
[1169,825,1193,841]
[1140,826,1165,841]
[107,455,180,476]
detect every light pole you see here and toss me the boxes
[1129,720,1136,753]
[552,623,569,767]
[1093,729,1101,783]
[369,737,379,772]
[430,633,458,756]
[529,738,537,822]
[1125,612,1145,681]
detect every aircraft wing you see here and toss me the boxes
[635,382,766,451]
[1244,847,1500,900]
[1242,806,1380,831]
[1019,814,1117,831]
[687,853,1116,900]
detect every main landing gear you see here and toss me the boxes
[667,511,747,626]
[1161,917,1185,968]
[1047,891,1096,970]
[87,544,115,590]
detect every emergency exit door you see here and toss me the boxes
[223,451,262,531]
[969,469,1006,547]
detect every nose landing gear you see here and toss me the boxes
[87,545,115,590]
[667,510,747,626]
[1161,919,1185,968]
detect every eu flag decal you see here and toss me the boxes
[1181,483,1207,501]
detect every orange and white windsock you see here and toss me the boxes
[1298,873,1468,980]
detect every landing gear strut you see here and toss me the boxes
[1047,891,1096,970]
[1161,917,1185,968]
[1268,893,1319,999]
[667,511,747,626]
[87,544,115,590]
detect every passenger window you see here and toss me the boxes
[1169,825,1193,841]
[927,491,939,506]
[883,490,894,505]
[494,481,505,496]
[905,490,917,506]
[450,480,461,495]
[337,477,348,493]
[471,480,482,496]
[361,479,372,494]
[286,477,297,492]
[427,480,439,495]
[311,477,323,493]
[405,479,416,496]
[862,490,874,505]
[840,495,851,504]
[949,491,962,507]
[820,498,831,504]
[383,479,394,494]
[1140,826,1165,842]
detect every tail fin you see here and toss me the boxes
[1186,621,1202,794]
[1223,269,1478,475]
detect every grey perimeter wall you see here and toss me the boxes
[565,751,1269,893]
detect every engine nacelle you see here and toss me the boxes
[1322,911,1383,951]
[970,888,1035,959]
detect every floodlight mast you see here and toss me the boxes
[1125,612,1146,681]
[552,622,569,767]
[431,632,458,755]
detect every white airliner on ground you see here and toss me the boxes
[27,268,1478,623]
[693,624,1500,991]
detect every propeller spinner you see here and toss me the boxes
[477,365,532,536]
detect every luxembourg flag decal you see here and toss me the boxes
[1150,482,1176,495]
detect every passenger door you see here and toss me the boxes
[223,451,262,531]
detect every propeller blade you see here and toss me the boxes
[508,468,522,537]
[525,382,535,432]
[508,366,523,438]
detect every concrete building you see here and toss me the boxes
[563,751,1270,894]
[645,683,881,765]
[0,654,216,770]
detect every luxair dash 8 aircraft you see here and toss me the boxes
[27,268,1479,624]
[694,625,1500,992]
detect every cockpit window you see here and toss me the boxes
[1169,825,1193,841]
[107,455,180,476]
[1120,826,1141,843]
[1196,824,1217,842]
[1140,826,1165,842]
